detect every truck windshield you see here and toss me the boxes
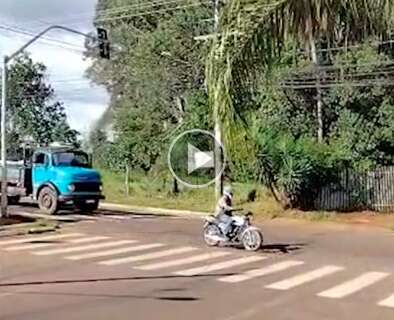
[53,152,90,168]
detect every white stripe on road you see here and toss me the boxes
[0,233,84,246]
[0,293,14,299]
[6,243,56,251]
[4,236,110,251]
[266,265,344,290]
[174,256,267,276]
[101,215,132,220]
[68,236,110,243]
[99,247,197,266]
[317,272,389,298]
[33,240,135,255]
[378,294,394,308]
[66,243,163,260]
[136,251,231,271]
[219,260,305,283]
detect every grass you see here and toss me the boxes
[101,169,284,216]
[101,170,393,228]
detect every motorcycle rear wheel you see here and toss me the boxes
[242,229,263,251]
[203,224,221,246]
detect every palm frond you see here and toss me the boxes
[206,0,394,146]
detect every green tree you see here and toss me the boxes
[4,54,78,152]
[87,0,212,173]
[207,0,394,144]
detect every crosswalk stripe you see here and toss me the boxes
[378,294,394,308]
[99,247,197,266]
[68,236,110,243]
[317,272,389,298]
[101,215,131,220]
[0,233,84,246]
[4,236,110,251]
[33,240,135,255]
[66,243,162,260]
[135,251,232,271]
[174,256,267,276]
[219,260,305,283]
[266,265,344,290]
[5,243,56,251]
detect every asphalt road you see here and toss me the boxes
[1,206,394,320]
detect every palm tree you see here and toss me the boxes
[207,0,394,144]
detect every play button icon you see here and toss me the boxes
[168,129,226,188]
[188,144,214,174]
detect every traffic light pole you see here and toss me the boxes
[0,25,107,218]
[1,57,7,218]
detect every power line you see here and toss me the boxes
[28,0,206,26]
[96,2,209,23]
[0,23,85,49]
[0,24,85,53]
[277,80,394,89]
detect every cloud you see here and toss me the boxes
[0,0,109,134]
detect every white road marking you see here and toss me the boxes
[266,265,344,290]
[99,247,197,266]
[101,215,132,220]
[33,240,135,255]
[378,294,394,308]
[174,256,266,276]
[317,272,389,298]
[66,243,163,260]
[68,236,110,243]
[219,260,305,283]
[0,233,84,246]
[136,251,231,271]
[5,243,56,251]
[4,236,110,251]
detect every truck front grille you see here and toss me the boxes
[74,182,101,192]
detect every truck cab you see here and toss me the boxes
[22,146,104,214]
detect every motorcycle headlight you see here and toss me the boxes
[68,184,76,192]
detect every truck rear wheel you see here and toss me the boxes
[38,187,59,215]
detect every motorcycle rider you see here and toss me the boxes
[215,186,235,238]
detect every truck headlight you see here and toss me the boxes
[68,184,76,192]
[99,184,103,192]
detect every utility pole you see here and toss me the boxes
[1,57,7,218]
[0,25,109,218]
[213,0,223,201]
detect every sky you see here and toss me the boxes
[0,0,109,134]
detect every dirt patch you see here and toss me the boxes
[334,211,394,228]
[0,215,35,226]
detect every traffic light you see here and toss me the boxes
[97,27,110,59]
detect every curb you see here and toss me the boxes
[0,213,60,238]
[100,202,209,218]
[0,225,59,238]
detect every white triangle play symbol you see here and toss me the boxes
[187,144,214,174]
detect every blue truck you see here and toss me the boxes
[5,146,105,214]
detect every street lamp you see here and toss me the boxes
[0,25,110,218]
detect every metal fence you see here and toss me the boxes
[314,166,394,212]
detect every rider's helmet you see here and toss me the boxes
[223,185,233,198]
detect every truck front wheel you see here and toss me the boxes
[38,187,59,215]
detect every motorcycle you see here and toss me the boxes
[203,209,263,251]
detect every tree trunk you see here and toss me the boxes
[214,113,224,200]
[309,35,324,143]
[172,177,179,195]
[125,162,130,196]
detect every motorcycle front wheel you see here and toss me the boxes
[241,229,263,251]
[203,224,221,246]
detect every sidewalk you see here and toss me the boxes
[99,202,209,218]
